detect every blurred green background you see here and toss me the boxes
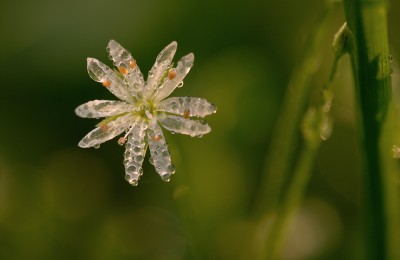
[1,0,399,259]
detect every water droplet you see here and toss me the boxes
[177,81,184,88]
[125,174,138,186]
[161,174,171,182]
[389,52,394,63]
[134,155,143,162]
[168,164,176,174]
[129,179,138,186]
[127,165,137,173]
[149,156,154,165]
[94,144,100,149]
[392,145,400,159]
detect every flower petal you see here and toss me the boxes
[87,58,131,102]
[75,100,136,118]
[123,119,148,186]
[157,97,217,118]
[144,41,177,98]
[157,114,211,137]
[107,40,145,98]
[78,114,136,148]
[147,122,175,181]
[153,53,194,102]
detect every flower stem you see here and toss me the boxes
[260,141,320,259]
[343,0,400,259]
[254,1,337,215]
[257,28,345,258]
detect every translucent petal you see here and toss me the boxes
[157,114,211,137]
[153,53,194,102]
[75,100,136,118]
[107,40,145,97]
[144,41,177,98]
[157,97,217,118]
[87,58,131,102]
[78,114,136,148]
[123,119,148,186]
[147,122,175,181]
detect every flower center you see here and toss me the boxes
[137,99,157,121]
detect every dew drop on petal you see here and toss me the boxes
[94,144,100,149]
[177,81,184,88]
[161,174,171,182]
[168,164,176,174]
[149,156,154,165]
[125,174,138,186]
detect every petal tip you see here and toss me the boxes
[78,140,89,148]
[87,57,95,64]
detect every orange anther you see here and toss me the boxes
[183,109,190,118]
[118,137,126,146]
[99,124,109,131]
[152,135,162,141]
[129,59,137,69]
[102,80,111,87]
[118,66,128,75]
[168,70,176,80]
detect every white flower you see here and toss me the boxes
[75,40,216,186]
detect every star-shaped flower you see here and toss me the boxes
[75,40,216,186]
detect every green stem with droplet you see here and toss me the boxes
[342,0,400,259]
[254,1,337,215]
[256,22,346,259]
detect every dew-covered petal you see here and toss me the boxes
[75,100,136,118]
[147,123,175,181]
[87,58,131,102]
[144,41,177,98]
[123,119,148,186]
[157,97,217,118]
[153,53,194,102]
[107,40,145,97]
[78,114,136,148]
[157,114,211,137]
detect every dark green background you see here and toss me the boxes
[1,0,399,259]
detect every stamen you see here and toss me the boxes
[168,69,176,80]
[102,80,111,87]
[118,66,128,75]
[183,109,190,118]
[152,135,162,141]
[118,137,127,146]
[129,59,137,69]
[99,123,109,131]
[121,124,136,142]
